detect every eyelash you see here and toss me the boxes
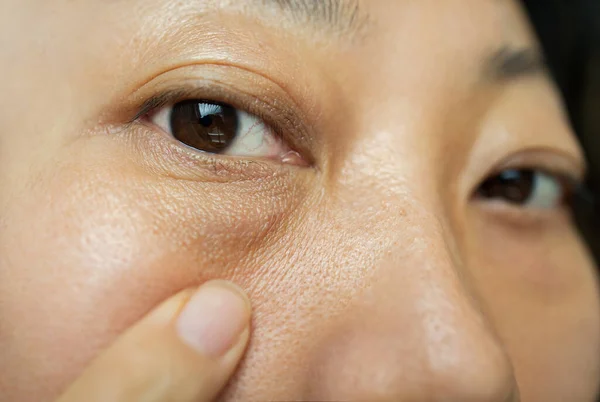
[133,88,289,148]
[474,166,588,224]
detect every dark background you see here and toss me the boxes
[524,0,600,262]
[524,3,599,400]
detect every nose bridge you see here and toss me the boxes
[307,200,517,401]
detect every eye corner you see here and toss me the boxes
[502,148,586,181]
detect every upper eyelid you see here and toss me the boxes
[479,144,587,183]
[131,89,197,122]
[131,86,278,132]
[126,76,307,137]
[495,152,587,183]
[123,61,312,127]
[133,88,286,140]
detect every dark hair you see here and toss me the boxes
[524,0,600,264]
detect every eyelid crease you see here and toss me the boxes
[130,89,188,123]
[492,148,588,184]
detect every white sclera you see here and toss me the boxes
[524,172,564,209]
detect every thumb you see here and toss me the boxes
[57,280,251,402]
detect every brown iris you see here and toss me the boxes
[478,169,536,204]
[169,101,239,153]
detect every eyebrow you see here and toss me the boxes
[256,1,545,81]
[199,1,547,83]
[258,0,367,37]
[486,47,548,82]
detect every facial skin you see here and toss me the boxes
[0,0,599,400]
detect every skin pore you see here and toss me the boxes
[0,0,599,400]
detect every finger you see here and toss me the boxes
[56,280,251,402]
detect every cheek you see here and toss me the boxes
[0,174,171,401]
[0,150,303,401]
[470,224,600,402]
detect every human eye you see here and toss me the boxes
[476,168,578,211]
[145,98,305,165]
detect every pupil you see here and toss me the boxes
[479,169,535,204]
[199,115,213,127]
[169,101,238,153]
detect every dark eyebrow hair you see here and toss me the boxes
[262,0,367,37]
[253,2,542,80]
[486,47,548,82]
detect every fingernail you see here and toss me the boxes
[176,281,251,358]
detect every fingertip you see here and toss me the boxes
[176,280,252,358]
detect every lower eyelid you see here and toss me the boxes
[474,199,574,231]
[123,122,288,182]
[130,113,310,189]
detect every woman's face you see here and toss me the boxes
[1,0,599,401]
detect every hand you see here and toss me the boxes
[56,280,251,402]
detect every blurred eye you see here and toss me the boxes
[150,100,298,161]
[477,169,573,209]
